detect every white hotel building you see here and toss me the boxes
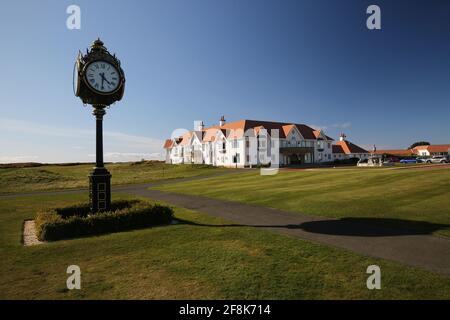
[163,117,344,168]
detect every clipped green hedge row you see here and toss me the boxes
[35,200,173,241]
[55,200,138,219]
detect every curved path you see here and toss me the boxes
[122,185,450,276]
[3,172,450,276]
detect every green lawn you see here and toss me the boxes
[154,167,450,237]
[0,162,228,194]
[2,192,450,299]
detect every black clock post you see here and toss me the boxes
[89,106,111,212]
[73,39,125,212]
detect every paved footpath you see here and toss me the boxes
[3,172,450,276]
[121,184,450,276]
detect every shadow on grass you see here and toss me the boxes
[176,217,450,237]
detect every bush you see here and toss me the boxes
[55,200,139,219]
[255,163,272,168]
[35,200,173,241]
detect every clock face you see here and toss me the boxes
[84,61,121,93]
[73,61,79,95]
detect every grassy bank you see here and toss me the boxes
[1,192,450,299]
[154,167,450,237]
[0,161,227,194]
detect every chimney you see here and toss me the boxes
[339,133,346,141]
[219,115,226,127]
[194,120,204,132]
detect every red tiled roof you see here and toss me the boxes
[202,128,218,142]
[220,119,334,140]
[253,126,265,136]
[281,124,296,137]
[167,119,335,145]
[334,140,369,154]
[413,144,450,153]
[426,144,450,153]
[332,145,345,154]
[163,139,173,149]
[373,149,413,156]
[179,131,192,146]
[313,129,334,141]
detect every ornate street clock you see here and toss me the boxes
[73,39,126,212]
[74,38,125,106]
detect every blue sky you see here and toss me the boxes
[1,0,449,163]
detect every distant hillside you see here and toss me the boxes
[0,160,165,169]
[0,162,93,169]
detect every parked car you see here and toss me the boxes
[426,156,449,164]
[416,156,430,163]
[399,158,418,164]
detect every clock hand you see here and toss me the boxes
[103,76,112,85]
[100,73,105,89]
[99,72,110,84]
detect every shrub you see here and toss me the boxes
[35,200,173,241]
[55,200,139,218]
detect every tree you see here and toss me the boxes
[409,141,430,149]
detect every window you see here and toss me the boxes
[328,143,331,149]
[246,140,250,148]
[259,138,266,148]
[233,140,239,148]
[305,153,311,162]
[246,155,249,162]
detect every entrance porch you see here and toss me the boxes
[280,147,314,166]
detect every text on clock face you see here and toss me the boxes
[85,61,120,93]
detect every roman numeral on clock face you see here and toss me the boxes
[85,61,120,93]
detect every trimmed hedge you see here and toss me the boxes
[35,200,173,241]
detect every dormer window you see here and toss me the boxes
[317,140,324,150]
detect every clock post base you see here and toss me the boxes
[89,167,111,213]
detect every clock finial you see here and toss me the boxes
[91,38,106,52]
